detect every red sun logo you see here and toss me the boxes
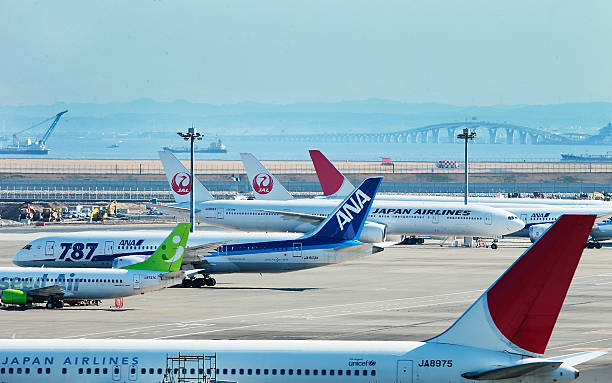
[252,173,273,194]
[171,172,191,195]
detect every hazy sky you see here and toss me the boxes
[1,0,611,106]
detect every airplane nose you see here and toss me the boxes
[509,218,525,233]
[13,250,26,266]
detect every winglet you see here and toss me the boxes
[309,150,355,197]
[429,214,596,356]
[240,153,293,200]
[307,177,381,241]
[158,151,215,203]
[123,223,190,272]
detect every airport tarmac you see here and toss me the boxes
[0,226,611,381]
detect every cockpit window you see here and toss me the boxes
[507,216,518,220]
[22,244,32,250]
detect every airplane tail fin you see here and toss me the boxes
[429,214,596,357]
[122,223,190,272]
[240,153,293,200]
[158,151,215,203]
[306,177,381,241]
[309,150,355,197]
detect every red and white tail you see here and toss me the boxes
[429,214,596,356]
[240,153,293,200]
[309,150,355,197]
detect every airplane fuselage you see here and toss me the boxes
[162,200,523,237]
[0,339,576,383]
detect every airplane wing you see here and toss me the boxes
[461,361,562,380]
[256,209,324,224]
[25,285,64,299]
[155,204,201,214]
[183,241,233,264]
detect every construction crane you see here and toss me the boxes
[2,110,68,154]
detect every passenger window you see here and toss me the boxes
[264,369,268,375]
[79,368,84,374]
[280,369,285,375]
[95,368,100,374]
[46,368,51,374]
[305,369,309,375]
[61,368,67,374]
[322,369,327,375]
[247,368,252,375]
[17,368,22,374]
[272,369,277,375]
[313,369,318,375]
[338,369,343,375]
[371,370,376,376]
[239,369,244,375]
[256,369,260,375]
[103,368,108,374]
[190,368,195,374]
[158,368,163,374]
[231,368,236,374]
[25,368,30,374]
[346,369,351,375]
[288,369,293,375]
[87,368,91,374]
[141,368,146,374]
[297,369,302,375]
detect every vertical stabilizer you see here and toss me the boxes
[307,177,381,241]
[123,223,190,272]
[429,214,596,356]
[309,150,355,197]
[240,153,293,200]
[158,151,214,203]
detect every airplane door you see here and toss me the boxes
[104,241,114,255]
[292,242,302,258]
[45,241,55,256]
[485,213,492,225]
[128,364,138,381]
[432,214,439,224]
[133,274,141,289]
[112,365,121,381]
[397,360,413,383]
[520,213,528,224]
[217,208,224,219]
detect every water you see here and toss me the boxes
[0,133,606,162]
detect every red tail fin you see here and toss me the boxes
[309,150,346,196]
[486,214,595,354]
[430,214,595,356]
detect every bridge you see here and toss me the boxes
[267,122,576,145]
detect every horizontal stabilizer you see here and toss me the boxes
[462,361,562,380]
[547,351,607,367]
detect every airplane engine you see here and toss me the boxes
[1,289,29,305]
[529,223,553,242]
[112,255,146,269]
[358,222,387,243]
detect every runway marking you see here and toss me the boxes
[63,290,484,339]
[548,337,612,351]
[125,298,476,340]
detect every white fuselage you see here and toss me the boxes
[0,339,577,383]
[361,194,612,207]
[13,231,377,274]
[0,267,179,301]
[161,200,524,237]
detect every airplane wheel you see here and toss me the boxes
[586,242,595,249]
[181,278,193,288]
[595,242,602,249]
[491,243,498,250]
[193,278,206,288]
[205,278,216,287]
[46,302,53,309]
[54,301,64,309]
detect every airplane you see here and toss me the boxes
[0,215,604,382]
[158,151,525,244]
[309,149,612,207]
[0,223,190,309]
[309,149,612,246]
[14,178,385,288]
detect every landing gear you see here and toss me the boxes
[46,300,64,309]
[585,241,602,249]
[399,236,425,245]
[181,276,216,288]
[490,243,498,250]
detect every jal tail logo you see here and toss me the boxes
[171,172,191,195]
[253,173,273,194]
[335,190,372,230]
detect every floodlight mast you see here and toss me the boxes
[177,126,203,232]
[457,128,476,205]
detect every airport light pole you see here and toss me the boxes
[457,128,476,205]
[177,126,202,232]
